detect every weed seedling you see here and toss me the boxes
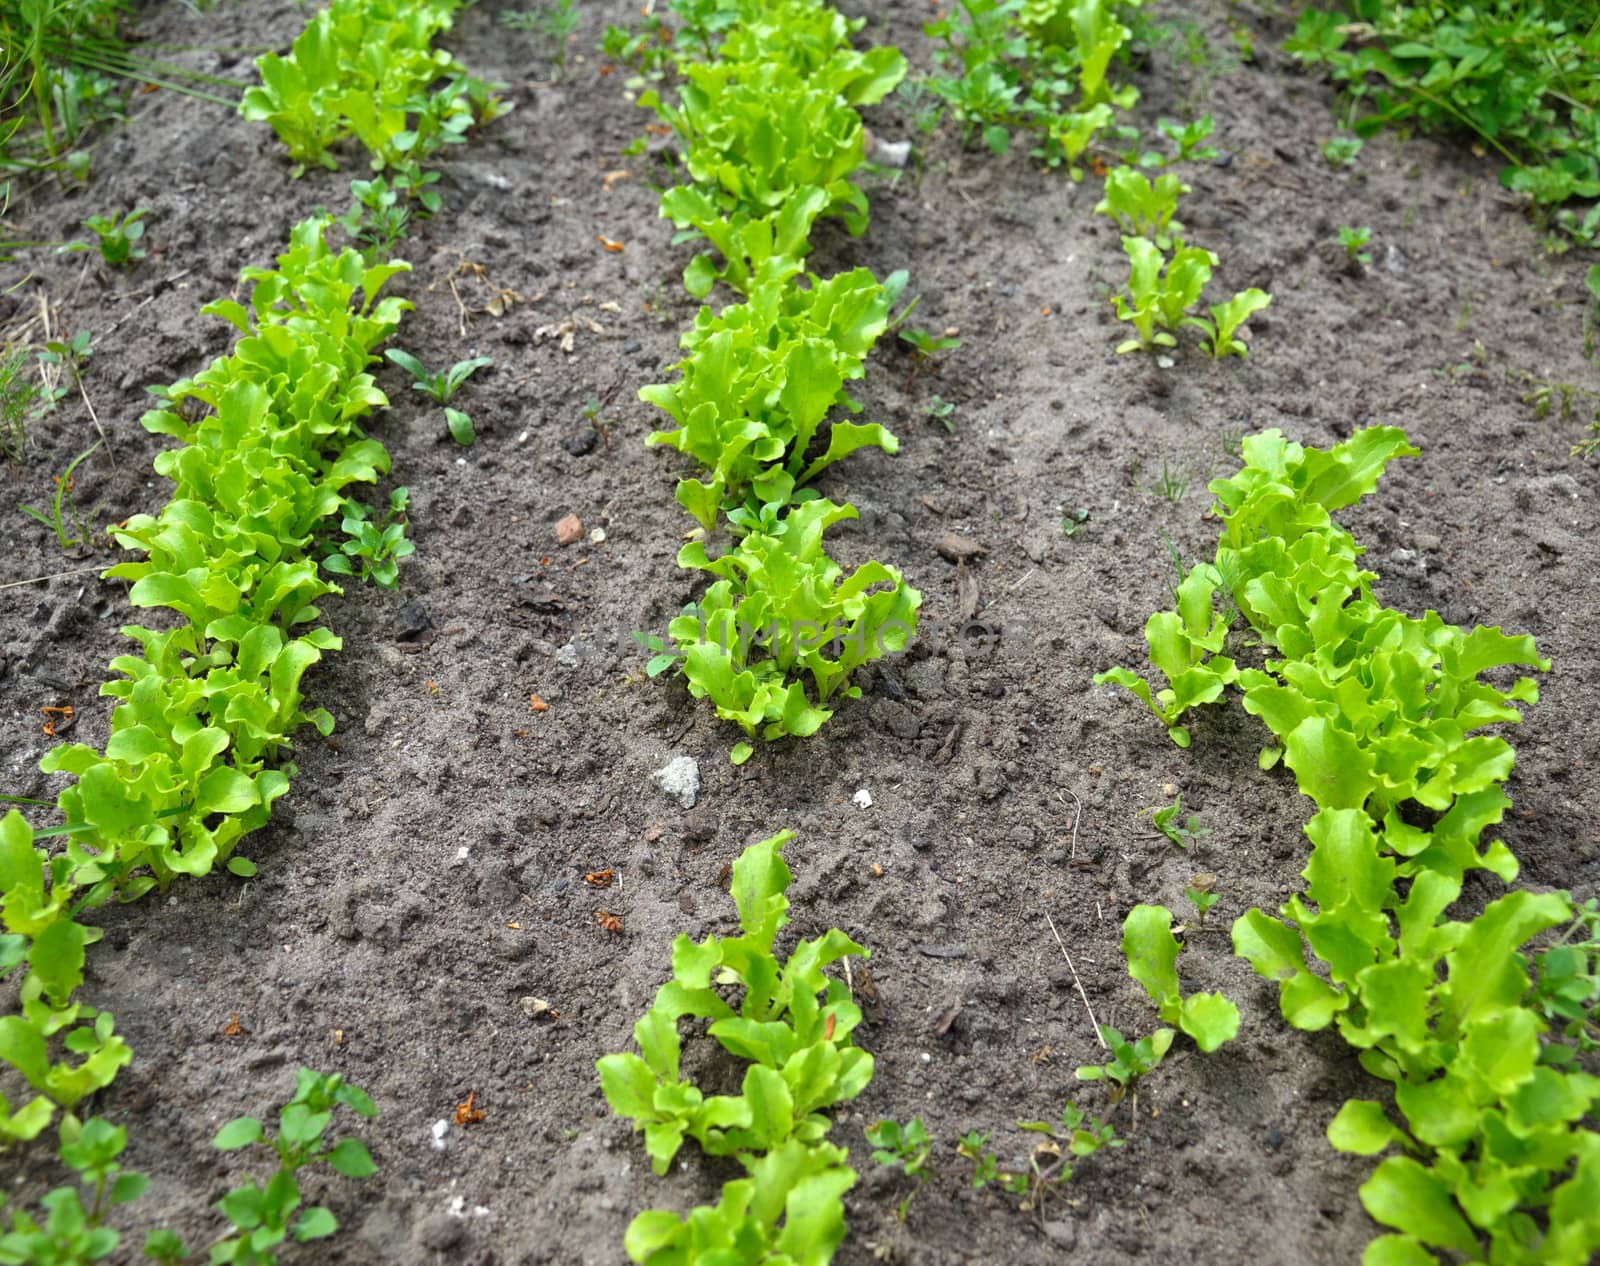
[1,345,41,461]
[322,487,415,588]
[899,326,960,385]
[1339,224,1373,267]
[1061,507,1090,537]
[1321,135,1362,167]
[1148,791,1210,850]
[69,208,148,267]
[444,408,475,446]
[580,396,613,448]
[195,1068,379,1264]
[956,1131,1028,1198]
[1074,1026,1172,1114]
[922,394,955,432]
[865,1117,933,1221]
[384,349,492,404]
[36,330,93,411]
[1184,873,1220,927]
[1152,458,1191,502]
[1528,894,1599,1060]
[502,0,582,81]
[19,441,102,551]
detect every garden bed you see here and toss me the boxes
[2,0,1597,1262]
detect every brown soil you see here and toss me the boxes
[2,1,1596,1263]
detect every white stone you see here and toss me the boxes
[852,788,873,809]
[651,756,701,809]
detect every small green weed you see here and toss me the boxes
[503,0,582,81]
[322,487,414,588]
[1339,224,1372,267]
[19,441,102,551]
[383,349,492,404]
[70,207,148,267]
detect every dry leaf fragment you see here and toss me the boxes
[602,169,631,189]
[455,1091,485,1126]
[40,704,73,737]
[584,869,614,888]
[529,693,549,712]
[596,911,624,933]
[222,1013,244,1038]
[597,234,626,253]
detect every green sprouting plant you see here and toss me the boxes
[865,1117,932,1221]
[666,499,922,744]
[1184,874,1220,927]
[922,394,955,432]
[1113,236,1216,353]
[1147,791,1209,850]
[1152,457,1191,502]
[899,325,960,378]
[643,267,906,526]
[1156,114,1218,163]
[337,177,410,260]
[1074,1025,1172,1108]
[1061,507,1090,537]
[598,830,872,1264]
[1321,134,1362,167]
[184,1068,379,1265]
[1095,166,1187,247]
[502,0,582,81]
[1182,288,1273,360]
[35,330,92,411]
[321,486,414,588]
[956,1131,1029,1197]
[1,344,40,462]
[1339,224,1372,267]
[442,407,473,446]
[383,348,492,404]
[70,207,147,267]
[1122,904,1240,1053]
[601,15,675,83]
[1527,895,1599,1061]
[19,441,102,551]
[1286,1,1600,239]
[1099,426,1600,1263]
[0,1117,147,1265]
[891,77,945,181]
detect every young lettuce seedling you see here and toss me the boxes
[1095,166,1188,248]
[1339,224,1372,267]
[1113,236,1215,353]
[384,349,493,404]
[1182,288,1272,360]
[1121,904,1240,1053]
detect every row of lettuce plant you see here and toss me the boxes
[1098,427,1599,1265]
[0,3,500,1257]
[633,0,922,760]
[599,831,874,1263]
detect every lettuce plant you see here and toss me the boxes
[643,268,905,529]
[1099,426,1600,1264]
[1113,235,1215,353]
[1095,166,1187,249]
[599,831,871,1264]
[1121,904,1239,1053]
[667,499,922,741]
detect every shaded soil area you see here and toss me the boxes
[2,0,1596,1263]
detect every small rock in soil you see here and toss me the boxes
[937,533,986,563]
[917,943,967,959]
[1043,1222,1077,1249]
[555,513,584,545]
[393,601,431,642]
[853,788,873,809]
[564,430,596,456]
[651,755,700,809]
[415,1213,463,1251]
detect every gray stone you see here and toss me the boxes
[651,756,701,809]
